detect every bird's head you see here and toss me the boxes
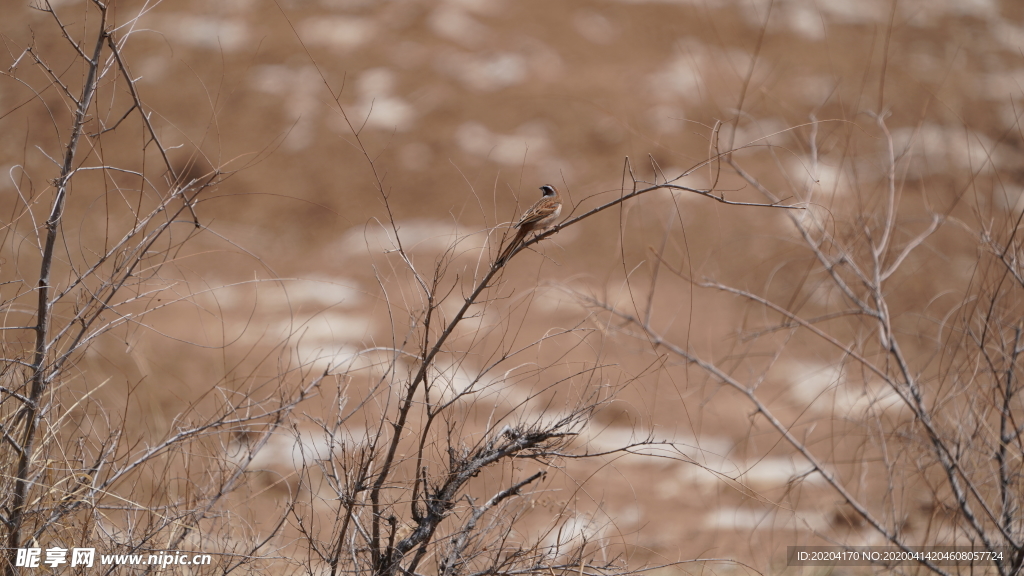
[539,185,557,197]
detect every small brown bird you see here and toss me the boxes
[498,185,563,263]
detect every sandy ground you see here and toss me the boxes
[3,0,1023,572]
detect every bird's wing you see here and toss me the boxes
[515,200,559,228]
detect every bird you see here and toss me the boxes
[498,185,563,263]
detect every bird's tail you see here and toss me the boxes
[497,228,528,264]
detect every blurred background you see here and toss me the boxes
[3,0,1024,572]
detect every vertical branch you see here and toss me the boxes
[6,5,107,573]
[725,0,772,156]
[997,327,1021,536]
